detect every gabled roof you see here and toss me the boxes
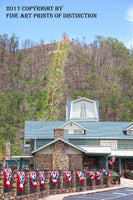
[25,121,133,140]
[25,121,65,140]
[32,137,87,154]
[71,97,96,104]
[59,120,86,130]
[67,122,133,138]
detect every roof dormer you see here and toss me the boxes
[123,124,133,135]
[59,120,86,135]
[66,97,99,121]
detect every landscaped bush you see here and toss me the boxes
[124,169,133,179]
[108,170,120,185]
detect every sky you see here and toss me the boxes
[0,0,133,49]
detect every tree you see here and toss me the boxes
[0,33,9,65]
[17,51,24,69]
[9,33,19,54]
[26,56,35,79]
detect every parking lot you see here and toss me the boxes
[64,188,133,200]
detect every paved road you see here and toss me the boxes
[64,188,133,200]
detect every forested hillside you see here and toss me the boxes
[0,33,133,155]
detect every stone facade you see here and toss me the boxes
[69,154,83,170]
[34,129,83,170]
[35,154,53,169]
[83,156,98,169]
[53,129,69,170]
[53,140,69,170]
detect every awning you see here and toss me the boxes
[11,156,33,160]
[78,146,111,155]
[78,146,133,157]
[110,150,133,157]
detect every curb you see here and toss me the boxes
[41,185,126,200]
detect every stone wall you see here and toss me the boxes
[35,149,83,171]
[69,154,83,170]
[83,156,98,169]
[35,154,53,169]
[0,164,120,200]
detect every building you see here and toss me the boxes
[22,97,133,174]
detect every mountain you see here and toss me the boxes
[0,34,133,155]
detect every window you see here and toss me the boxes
[74,129,83,134]
[64,128,83,134]
[64,129,69,134]
[80,103,87,118]
[128,130,133,135]
[70,99,99,121]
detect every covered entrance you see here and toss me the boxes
[83,154,109,170]
[108,157,133,174]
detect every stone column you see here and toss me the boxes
[0,164,4,199]
[71,170,76,192]
[107,176,110,188]
[25,170,30,197]
[82,169,86,191]
[100,172,103,188]
[6,141,10,160]
[53,129,69,171]
[53,140,69,171]
[91,171,95,190]
[35,170,40,199]
[11,166,17,198]
[58,170,63,192]
[45,169,50,196]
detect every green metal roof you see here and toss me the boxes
[25,121,64,139]
[25,121,133,140]
[70,121,133,138]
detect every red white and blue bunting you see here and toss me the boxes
[4,169,12,188]
[102,168,112,177]
[29,171,37,188]
[76,171,84,182]
[50,171,59,185]
[87,171,95,181]
[17,172,25,191]
[39,171,45,187]
[95,171,101,182]
[64,171,72,184]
